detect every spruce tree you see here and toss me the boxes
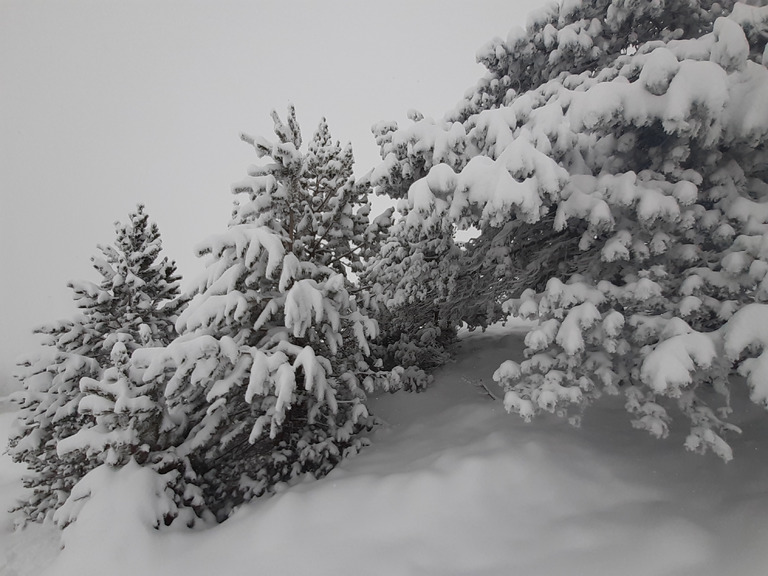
[8,205,185,524]
[138,107,392,519]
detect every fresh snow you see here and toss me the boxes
[2,320,768,576]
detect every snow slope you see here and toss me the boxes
[2,322,768,576]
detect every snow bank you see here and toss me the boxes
[0,326,754,576]
[0,372,19,398]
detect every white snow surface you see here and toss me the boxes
[2,321,768,576]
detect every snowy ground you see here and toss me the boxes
[2,322,768,576]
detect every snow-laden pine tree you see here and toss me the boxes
[8,205,185,524]
[362,112,473,387]
[136,108,392,519]
[370,0,768,460]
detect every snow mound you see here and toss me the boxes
[2,324,768,576]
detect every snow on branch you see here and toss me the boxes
[722,303,768,406]
[640,331,718,397]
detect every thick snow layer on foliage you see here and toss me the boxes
[3,323,768,576]
[373,0,768,466]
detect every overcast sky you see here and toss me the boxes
[0,0,545,383]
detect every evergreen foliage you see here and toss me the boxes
[362,115,467,384]
[8,206,185,524]
[135,108,393,520]
[454,0,731,120]
[372,0,768,460]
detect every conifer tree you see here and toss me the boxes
[371,0,768,459]
[8,205,185,523]
[137,107,392,519]
[362,113,470,384]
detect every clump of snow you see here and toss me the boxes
[640,331,717,396]
[53,460,180,531]
[710,17,749,73]
[639,47,680,95]
[555,301,601,355]
[723,303,768,406]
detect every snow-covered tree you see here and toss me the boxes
[362,113,470,385]
[136,107,392,519]
[8,205,185,524]
[372,0,768,460]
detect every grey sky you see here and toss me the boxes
[0,0,544,384]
